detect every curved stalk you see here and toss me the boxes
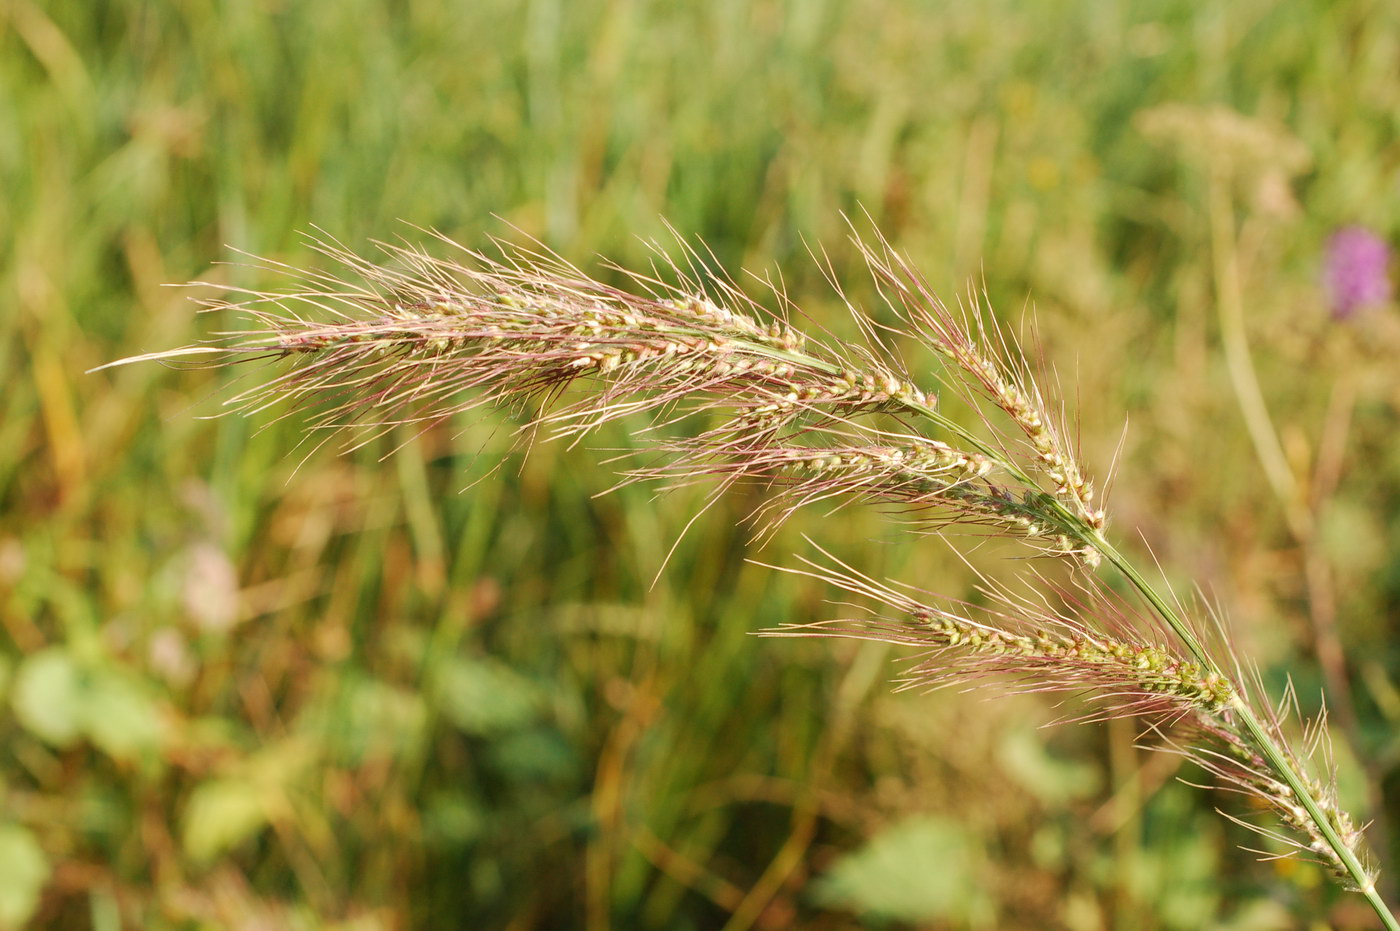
[1232,700,1398,930]
[112,233,1398,924]
[1091,533,1399,930]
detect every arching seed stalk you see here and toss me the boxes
[97,230,1398,927]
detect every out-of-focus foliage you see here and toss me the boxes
[2,0,1399,927]
[812,815,994,926]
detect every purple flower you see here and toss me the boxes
[1324,226,1392,319]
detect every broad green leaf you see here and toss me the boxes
[10,649,163,762]
[11,649,84,747]
[0,824,50,928]
[429,655,543,735]
[181,778,267,863]
[812,815,993,925]
[998,729,1101,805]
[84,670,163,762]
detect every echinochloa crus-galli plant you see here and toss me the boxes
[99,227,1398,927]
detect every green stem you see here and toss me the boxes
[1090,535,1213,670]
[1232,699,1398,931]
[1092,533,1399,930]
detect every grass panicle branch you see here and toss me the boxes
[759,549,1235,722]
[852,233,1105,535]
[764,547,1375,899]
[101,229,1396,927]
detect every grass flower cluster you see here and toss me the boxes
[106,229,1397,927]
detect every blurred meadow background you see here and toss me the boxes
[4,0,1400,927]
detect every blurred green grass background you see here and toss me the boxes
[4,0,1400,927]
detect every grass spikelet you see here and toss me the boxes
[760,548,1234,722]
[852,229,1105,533]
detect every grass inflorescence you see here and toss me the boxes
[103,229,1397,927]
